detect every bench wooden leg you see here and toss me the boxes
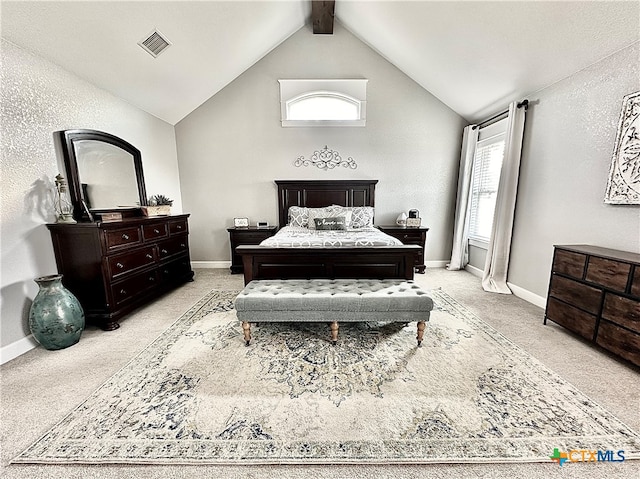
[330,321,339,344]
[242,321,251,346]
[416,321,426,347]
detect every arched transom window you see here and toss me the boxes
[279,79,367,127]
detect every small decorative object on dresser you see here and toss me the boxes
[545,244,640,366]
[378,225,429,274]
[53,174,76,224]
[233,217,249,228]
[227,226,277,274]
[141,194,173,217]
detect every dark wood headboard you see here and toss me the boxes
[275,180,378,228]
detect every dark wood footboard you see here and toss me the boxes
[236,245,420,284]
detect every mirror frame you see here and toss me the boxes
[54,129,148,221]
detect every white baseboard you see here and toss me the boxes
[425,260,448,268]
[507,282,547,309]
[463,265,546,309]
[1,334,39,365]
[191,261,231,269]
[464,264,483,278]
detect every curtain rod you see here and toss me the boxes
[472,99,529,130]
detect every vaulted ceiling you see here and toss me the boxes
[2,1,638,125]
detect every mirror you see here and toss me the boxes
[54,129,147,221]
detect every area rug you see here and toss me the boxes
[13,289,640,465]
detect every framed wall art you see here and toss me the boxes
[604,91,640,205]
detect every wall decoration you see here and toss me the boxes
[294,146,357,170]
[605,91,640,205]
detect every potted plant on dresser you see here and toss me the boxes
[142,194,173,217]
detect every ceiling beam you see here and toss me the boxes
[312,1,335,34]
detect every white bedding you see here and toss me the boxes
[259,226,403,248]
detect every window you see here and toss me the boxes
[468,119,507,244]
[279,79,367,127]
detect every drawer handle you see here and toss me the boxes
[120,289,127,295]
[180,243,186,248]
[122,233,130,240]
[154,229,160,234]
[116,262,124,269]
[163,269,169,274]
[176,225,183,230]
[148,276,155,282]
[161,249,168,254]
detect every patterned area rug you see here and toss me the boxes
[13,289,640,465]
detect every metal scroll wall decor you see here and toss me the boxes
[294,146,357,170]
[605,91,640,205]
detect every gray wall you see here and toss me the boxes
[1,40,181,353]
[508,42,640,299]
[175,22,466,265]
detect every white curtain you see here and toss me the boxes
[482,101,527,293]
[447,125,478,271]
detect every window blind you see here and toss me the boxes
[468,133,506,242]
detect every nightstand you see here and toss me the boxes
[378,225,429,274]
[227,226,277,274]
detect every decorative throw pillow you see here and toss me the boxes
[308,207,351,230]
[288,206,309,227]
[330,205,374,228]
[314,216,348,230]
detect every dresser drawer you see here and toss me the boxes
[158,235,189,260]
[549,274,602,314]
[602,293,640,333]
[142,222,168,241]
[105,227,142,250]
[631,267,640,298]
[107,246,156,280]
[585,257,630,293]
[169,218,188,235]
[546,297,596,340]
[111,270,158,307]
[159,255,192,283]
[596,321,640,366]
[552,249,586,279]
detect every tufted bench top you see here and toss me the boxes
[234,279,433,313]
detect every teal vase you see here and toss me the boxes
[29,274,85,350]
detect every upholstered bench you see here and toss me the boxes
[234,279,433,346]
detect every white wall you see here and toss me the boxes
[0,39,181,358]
[508,42,640,299]
[175,22,466,265]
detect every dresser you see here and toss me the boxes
[227,226,278,273]
[545,244,640,366]
[47,214,194,330]
[377,226,429,273]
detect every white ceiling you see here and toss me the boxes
[2,1,639,125]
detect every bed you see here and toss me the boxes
[236,180,420,284]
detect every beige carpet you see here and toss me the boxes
[1,269,639,478]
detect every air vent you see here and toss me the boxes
[138,29,171,58]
